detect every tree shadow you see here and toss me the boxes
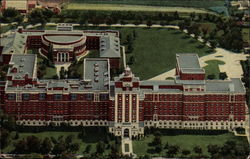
[172,31,182,34]
[196,44,205,49]
[181,35,190,39]
[189,39,196,43]
[147,148,156,154]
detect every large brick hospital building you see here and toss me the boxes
[0,24,248,137]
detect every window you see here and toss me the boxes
[54,94,62,100]
[8,94,16,100]
[22,94,30,101]
[39,93,46,100]
[100,94,109,101]
[86,94,94,101]
[71,94,77,100]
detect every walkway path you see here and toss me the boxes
[28,22,179,29]
[150,48,248,80]
[121,137,133,156]
[246,114,250,143]
[121,46,127,69]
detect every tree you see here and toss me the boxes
[181,149,191,157]
[126,34,133,44]
[52,141,67,155]
[133,30,137,39]
[2,7,23,23]
[193,145,202,156]
[220,140,237,157]
[69,143,80,153]
[155,144,162,153]
[201,27,209,38]
[173,11,179,20]
[96,141,105,154]
[0,128,10,149]
[28,8,46,25]
[85,145,92,154]
[152,136,161,146]
[60,67,66,79]
[41,137,53,154]
[219,72,228,80]
[26,135,41,153]
[190,12,196,21]
[209,40,217,50]
[207,74,215,80]
[14,139,27,154]
[14,131,19,140]
[127,43,134,53]
[65,135,74,145]
[207,144,220,158]
[146,20,153,27]
[166,145,179,157]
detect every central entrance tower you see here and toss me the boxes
[109,66,144,138]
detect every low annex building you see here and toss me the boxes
[0,49,248,137]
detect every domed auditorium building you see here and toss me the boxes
[0,25,248,138]
[0,23,121,69]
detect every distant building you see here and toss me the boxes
[1,0,63,14]
[1,0,37,13]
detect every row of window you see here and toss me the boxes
[7,93,109,101]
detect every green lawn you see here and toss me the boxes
[122,28,213,80]
[2,128,117,155]
[203,60,225,79]
[71,0,225,9]
[133,132,247,157]
[43,67,57,79]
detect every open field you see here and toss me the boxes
[203,60,225,79]
[71,0,225,9]
[119,28,212,80]
[65,4,214,14]
[133,132,248,157]
[2,127,116,155]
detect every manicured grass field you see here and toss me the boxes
[203,60,225,79]
[121,28,212,80]
[133,132,247,157]
[72,0,225,9]
[65,4,213,14]
[2,128,116,155]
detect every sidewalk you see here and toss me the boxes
[121,137,133,156]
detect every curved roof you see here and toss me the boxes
[44,35,85,44]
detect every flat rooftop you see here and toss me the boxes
[176,53,204,74]
[7,54,36,80]
[83,58,110,91]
